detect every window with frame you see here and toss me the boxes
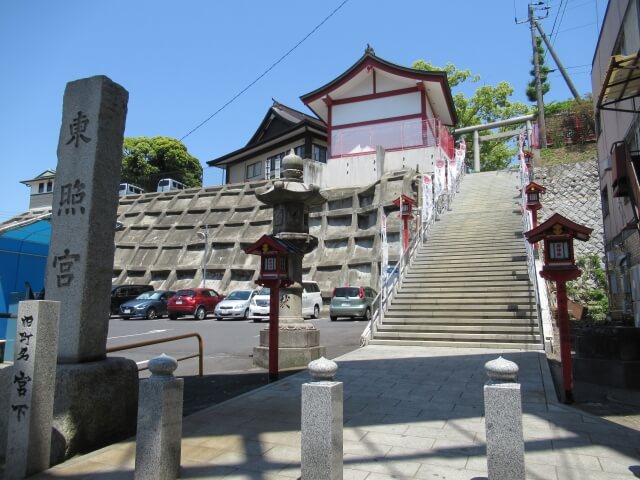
[265,153,283,179]
[602,186,610,217]
[38,182,44,193]
[312,144,327,163]
[246,161,262,180]
[614,0,640,56]
[46,181,53,192]
[294,145,306,158]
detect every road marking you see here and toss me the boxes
[108,329,168,340]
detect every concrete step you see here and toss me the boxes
[376,324,539,334]
[368,339,543,350]
[384,309,536,319]
[381,317,538,326]
[403,275,531,283]
[372,331,541,343]
[398,284,532,293]
[393,291,534,300]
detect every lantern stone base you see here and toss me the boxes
[253,328,326,369]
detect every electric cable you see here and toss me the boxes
[180,0,350,141]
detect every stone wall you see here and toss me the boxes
[533,160,604,260]
[113,170,416,298]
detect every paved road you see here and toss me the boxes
[106,309,366,378]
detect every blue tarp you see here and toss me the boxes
[0,219,50,339]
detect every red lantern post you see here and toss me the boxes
[525,214,592,403]
[244,235,296,381]
[393,194,417,253]
[524,181,546,230]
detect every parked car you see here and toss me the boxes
[249,281,323,322]
[167,288,224,320]
[385,263,399,289]
[214,289,256,320]
[119,290,175,320]
[110,284,154,315]
[329,286,377,321]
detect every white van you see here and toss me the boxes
[157,178,186,192]
[118,183,145,197]
[249,281,323,321]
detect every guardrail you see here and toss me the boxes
[106,332,204,376]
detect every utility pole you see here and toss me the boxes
[535,20,580,100]
[529,3,547,148]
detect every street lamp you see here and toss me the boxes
[197,225,209,288]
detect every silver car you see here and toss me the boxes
[214,289,256,320]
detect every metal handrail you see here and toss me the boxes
[106,332,204,376]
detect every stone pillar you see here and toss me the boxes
[4,301,60,479]
[46,75,128,363]
[483,356,525,480]
[473,129,480,172]
[135,354,184,480]
[45,76,139,463]
[301,357,343,480]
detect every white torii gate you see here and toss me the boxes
[454,114,537,172]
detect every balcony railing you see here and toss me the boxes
[330,118,454,159]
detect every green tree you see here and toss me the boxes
[122,136,202,192]
[526,37,551,103]
[412,61,531,170]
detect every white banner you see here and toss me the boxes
[422,174,433,226]
[434,156,446,199]
[380,211,388,274]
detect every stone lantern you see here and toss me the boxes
[251,150,326,372]
[524,181,546,229]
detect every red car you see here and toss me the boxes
[167,288,224,320]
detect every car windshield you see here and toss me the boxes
[226,290,252,300]
[175,289,195,297]
[136,291,160,300]
[256,288,270,296]
[334,287,360,298]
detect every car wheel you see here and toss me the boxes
[330,316,337,321]
[195,306,207,320]
[313,305,320,319]
[362,308,372,321]
[215,317,222,321]
[242,309,249,320]
[252,318,262,323]
[168,313,178,320]
[145,307,157,320]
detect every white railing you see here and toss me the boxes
[519,152,552,350]
[360,156,465,346]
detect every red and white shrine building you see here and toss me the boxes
[209,48,457,188]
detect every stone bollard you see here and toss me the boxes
[483,356,525,480]
[135,354,184,480]
[301,357,343,480]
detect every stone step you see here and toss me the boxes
[405,268,529,276]
[416,253,528,261]
[397,285,533,293]
[384,310,536,319]
[381,317,538,326]
[393,291,534,300]
[376,324,539,334]
[387,302,534,311]
[411,260,529,269]
[368,339,543,350]
[403,275,530,283]
[372,331,541,343]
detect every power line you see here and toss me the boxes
[180,0,350,141]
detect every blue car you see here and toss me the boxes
[119,290,175,320]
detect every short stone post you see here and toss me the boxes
[301,357,343,480]
[483,356,525,480]
[4,300,60,479]
[135,354,184,480]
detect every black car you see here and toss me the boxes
[119,290,175,320]
[110,284,154,315]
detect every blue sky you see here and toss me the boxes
[0,0,605,222]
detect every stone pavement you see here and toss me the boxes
[30,346,640,479]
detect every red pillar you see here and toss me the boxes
[403,217,409,253]
[556,280,573,403]
[268,282,280,381]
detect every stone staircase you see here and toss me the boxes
[370,170,542,350]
